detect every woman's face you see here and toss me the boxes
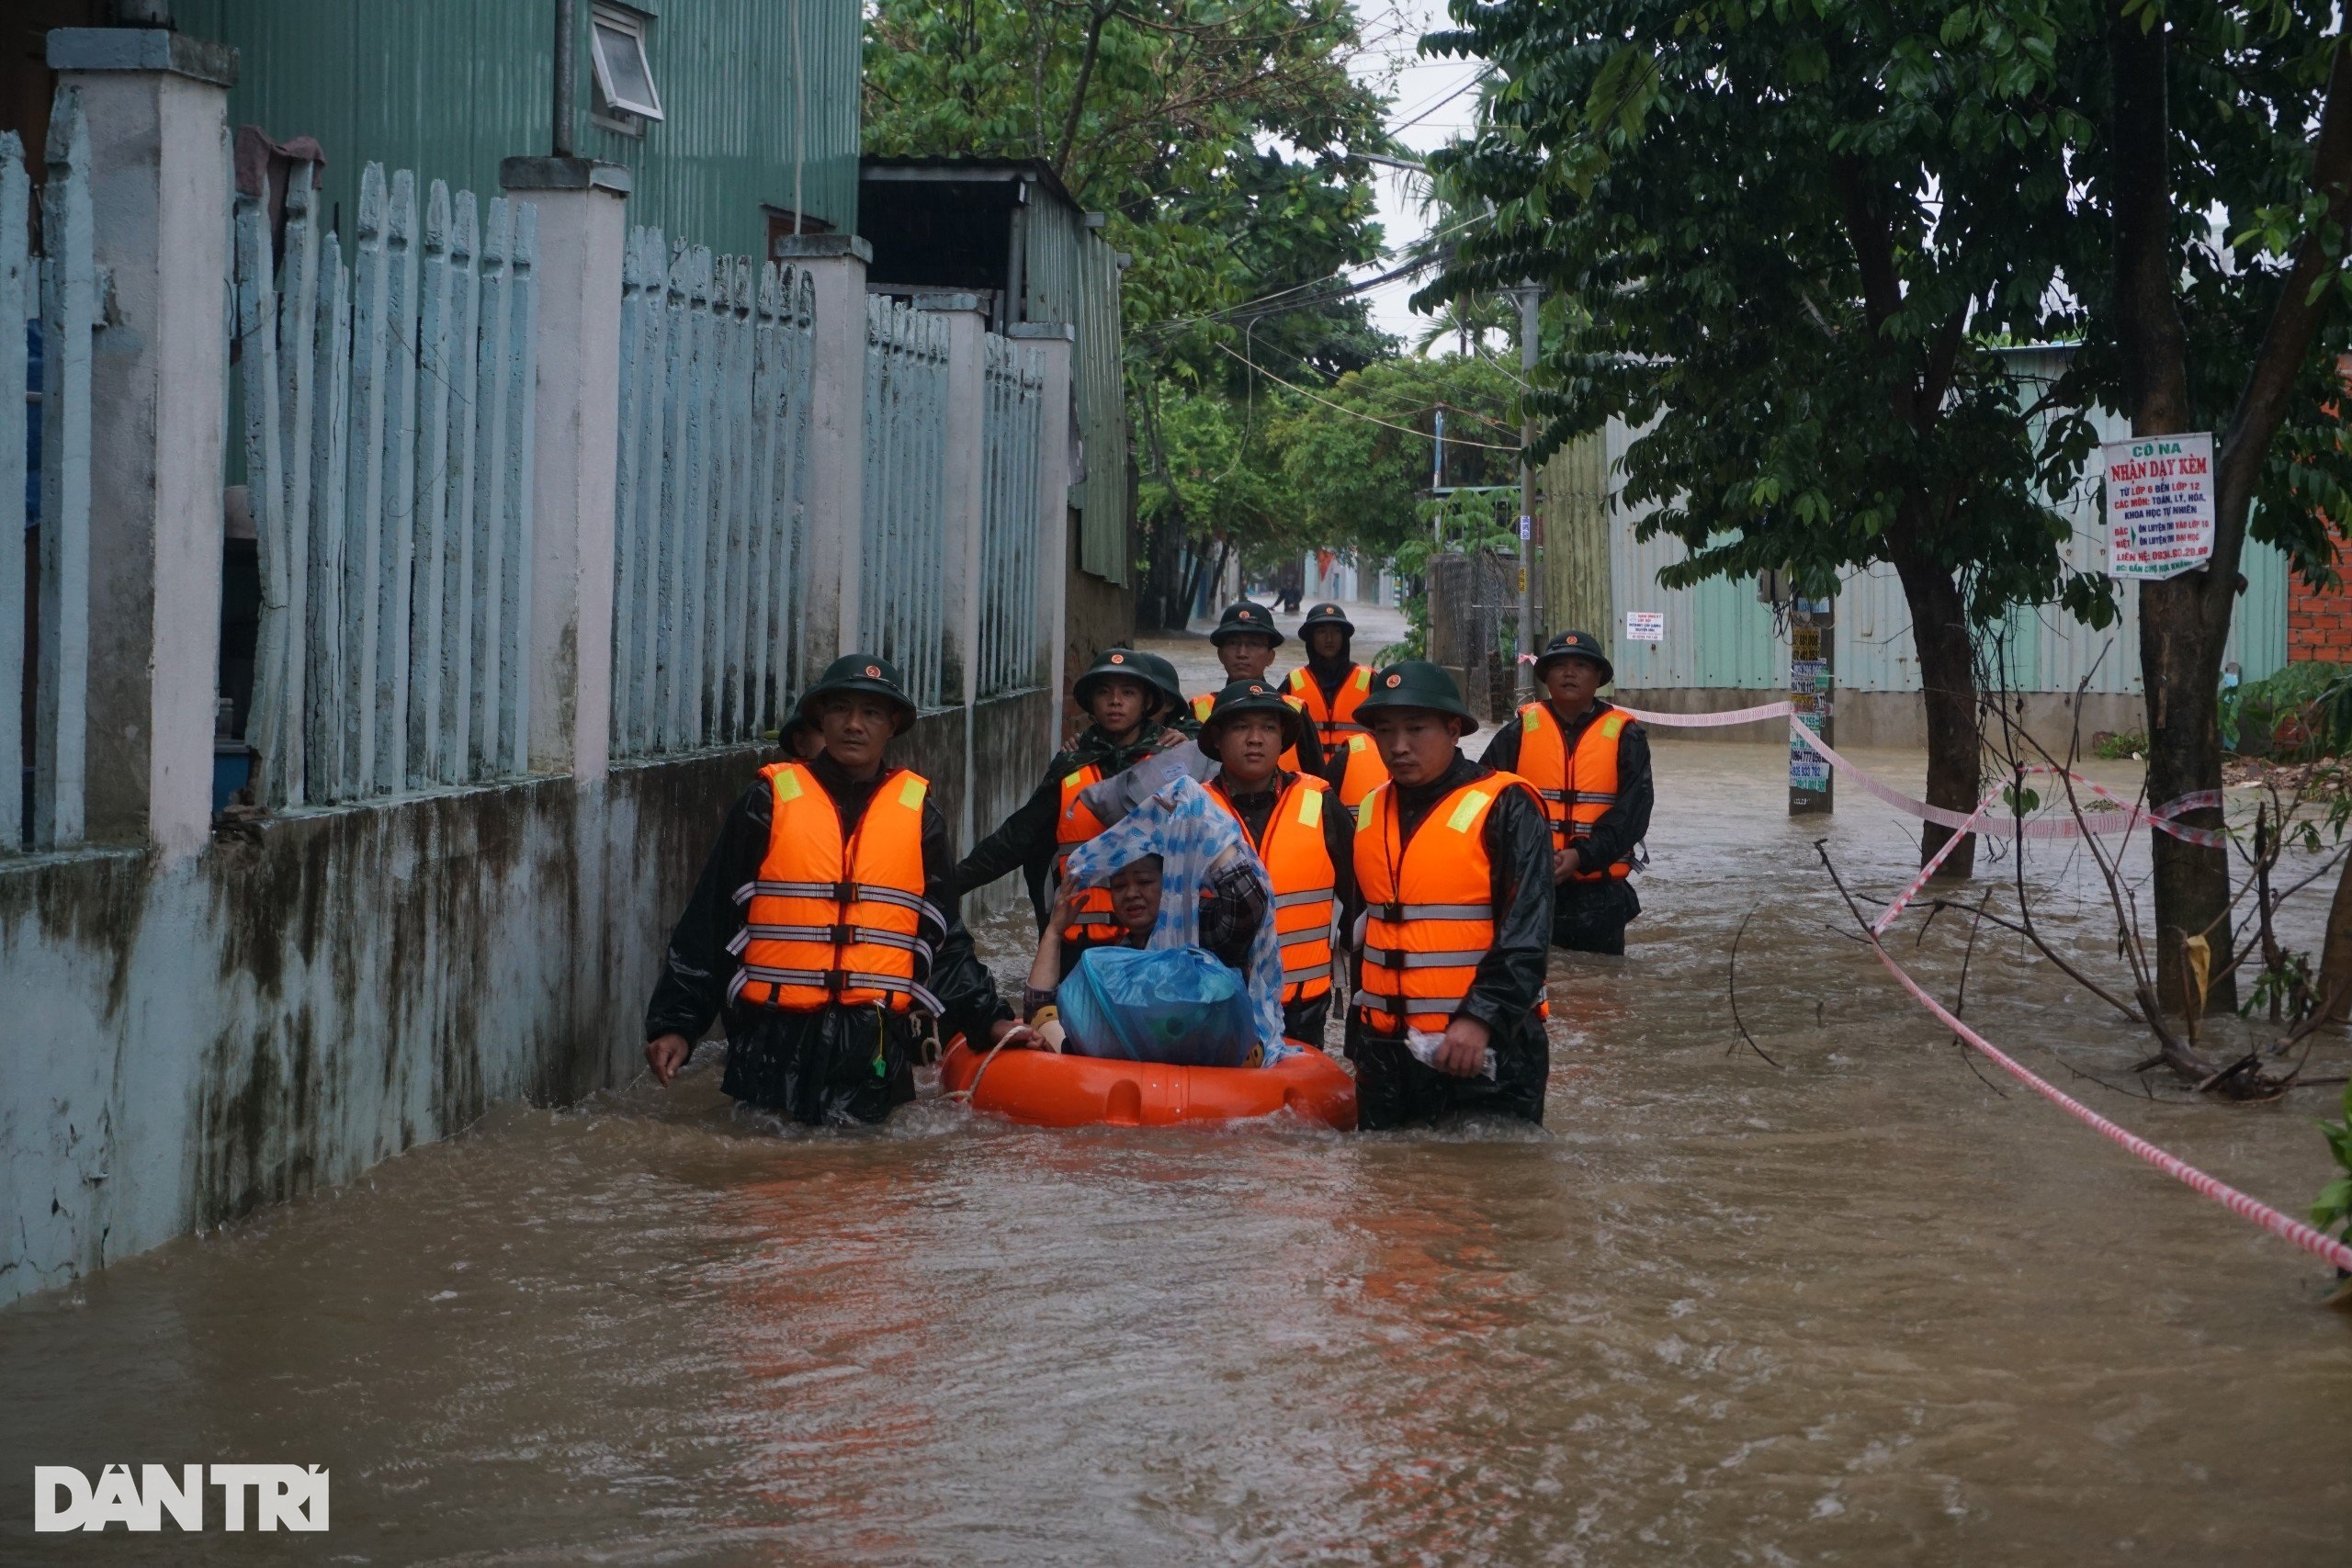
[1107,857,1164,936]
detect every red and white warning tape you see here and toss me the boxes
[1613,701,2228,850]
[1591,698,2340,1275]
[1870,936,2352,1275]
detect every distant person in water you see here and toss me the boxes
[642,656,1019,1124]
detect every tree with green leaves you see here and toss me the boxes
[865,0,1397,624]
[2098,3,2352,1010]
[1424,0,2121,880]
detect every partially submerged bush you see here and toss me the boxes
[2222,662,2352,759]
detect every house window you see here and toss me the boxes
[589,5,663,135]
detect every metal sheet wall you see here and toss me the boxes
[1601,343,2293,695]
[177,0,861,261]
[1604,418,1782,691]
[1537,430,1609,642]
[1018,198,1128,585]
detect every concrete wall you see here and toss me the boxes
[3,749,762,1305]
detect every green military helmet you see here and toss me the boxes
[1201,677,1305,758]
[1353,659,1480,735]
[1534,627,1614,686]
[1209,599,1285,648]
[794,653,918,734]
[1128,649,1190,715]
[1297,601,1356,637]
[1072,647,1181,716]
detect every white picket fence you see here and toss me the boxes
[1,91,95,852]
[609,229,817,758]
[861,297,952,711]
[977,333,1046,699]
[233,161,537,808]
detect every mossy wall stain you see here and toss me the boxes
[5,755,766,1303]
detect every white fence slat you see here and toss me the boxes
[0,133,30,849]
[469,197,513,777]
[342,164,391,798]
[34,88,92,850]
[374,169,420,794]
[610,227,649,752]
[437,194,479,785]
[609,234,817,760]
[409,178,455,787]
[308,235,351,795]
[273,162,320,806]
[501,201,537,773]
[233,191,288,808]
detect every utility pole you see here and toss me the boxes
[1515,281,1539,700]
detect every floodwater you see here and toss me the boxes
[6,724,2351,1562]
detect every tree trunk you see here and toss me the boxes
[2319,839,2352,1023]
[2109,6,2237,1013]
[2139,578,2236,1012]
[1887,518,1983,877]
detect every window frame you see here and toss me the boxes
[587,5,665,125]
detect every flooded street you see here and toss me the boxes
[6,714,2351,1563]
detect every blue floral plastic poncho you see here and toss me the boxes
[1060,773,1293,1065]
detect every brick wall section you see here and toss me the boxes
[2289,536,2352,660]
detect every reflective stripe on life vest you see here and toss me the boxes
[1208,772,1337,1004]
[1513,701,1634,881]
[1285,664,1374,746]
[729,761,942,1013]
[1329,730,1389,811]
[1351,773,1547,1034]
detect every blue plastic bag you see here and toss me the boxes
[1057,945,1261,1067]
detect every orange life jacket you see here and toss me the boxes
[1192,688,1308,773]
[1284,664,1374,748]
[730,761,940,1013]
[1513,701,1634,881]
[1351,772,1547,1035]
[1056,763,1125,943]
[1207,772,1336,1004]
[1327,731,1388,812]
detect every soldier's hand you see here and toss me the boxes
[1434,1014,1491,1077]
[645,1032,692,1086]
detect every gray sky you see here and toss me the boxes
[1349,1,1487,345]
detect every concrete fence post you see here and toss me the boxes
[921,293,988,844]
[48,28,236,859]
[1010,322,1074,734]
[500,155,629,784]
[774,233,870,668]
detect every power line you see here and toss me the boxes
[1213,339,1522,452]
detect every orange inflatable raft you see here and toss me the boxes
[939,1039,1356,1130]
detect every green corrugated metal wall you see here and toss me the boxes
[1538,432,1608,641]
[178,0,860,258]
[1017,195,1128,585]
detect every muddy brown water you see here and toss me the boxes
[4,740,2349,1565]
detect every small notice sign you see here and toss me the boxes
[1625,611,1664,643]
[2104,433,2214,581]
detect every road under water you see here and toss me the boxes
[4,738,2349,1565]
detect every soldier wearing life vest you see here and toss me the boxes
[1286,601,1388,809]
[1348,660,1556,1128]
[1199,679,1354,1044]
[1187,601,1322,775]
[954,647,1190,933]
[642,656,1015,1124]
[1479,628,1654,956]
